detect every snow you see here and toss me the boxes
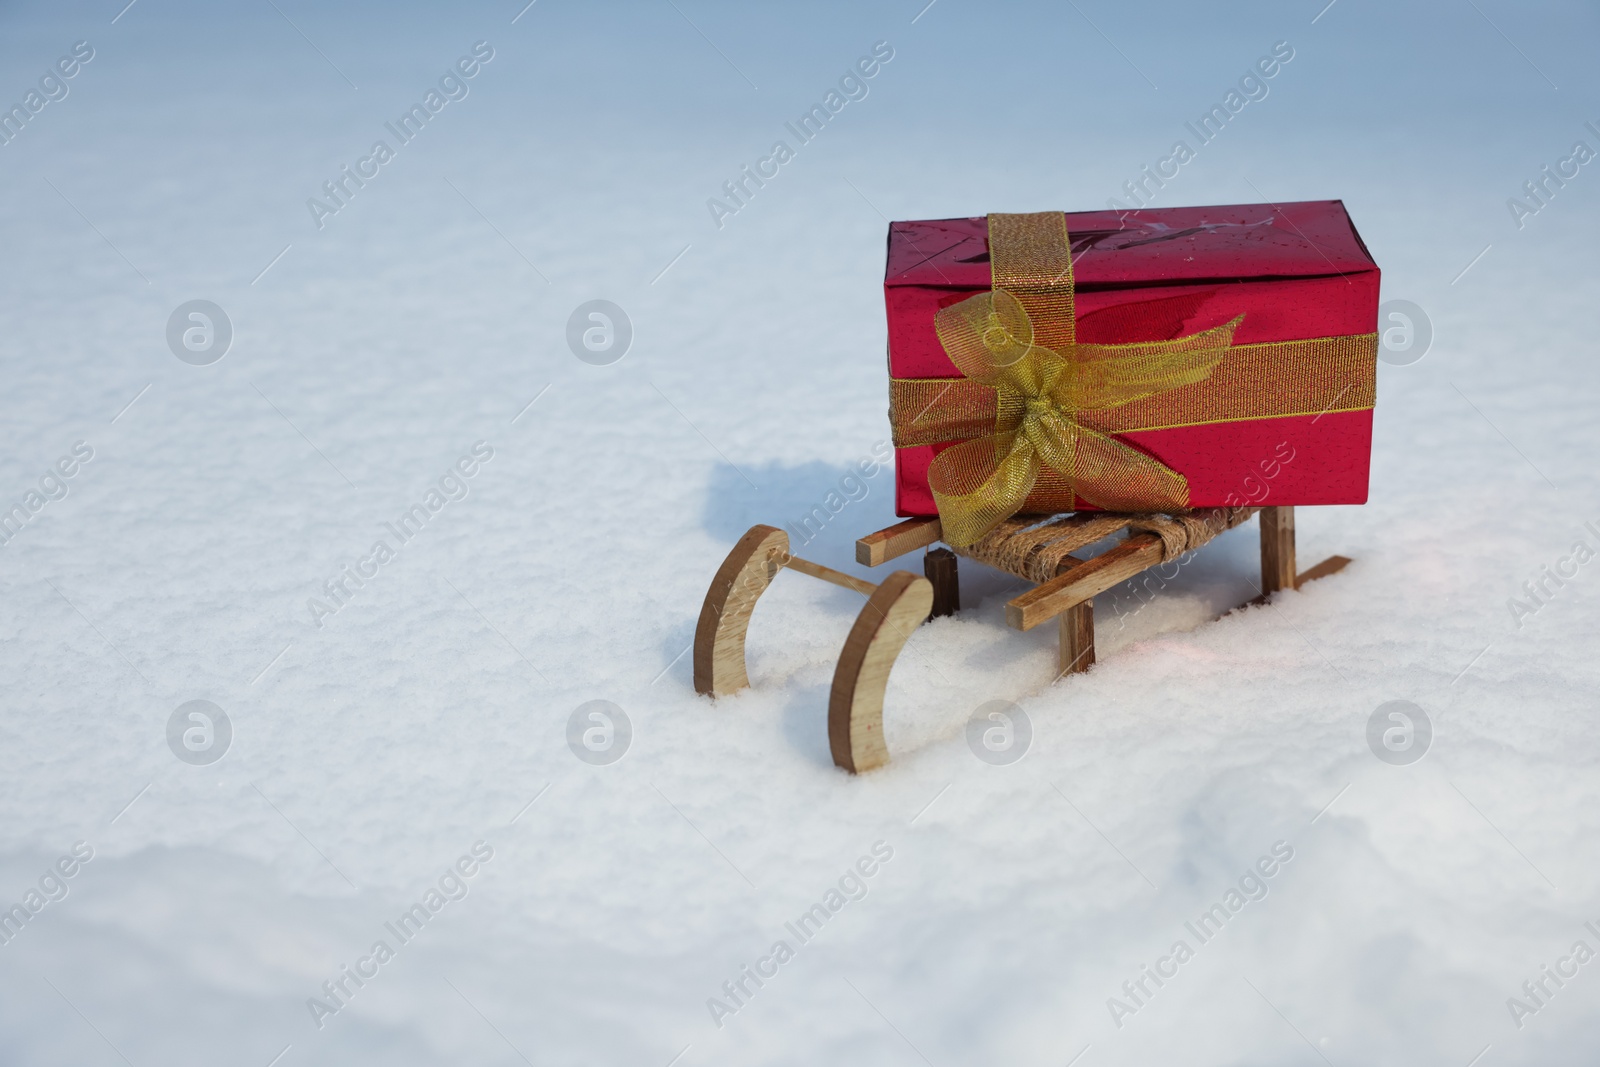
[1,0,1598,1064]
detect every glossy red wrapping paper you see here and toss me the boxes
[884,200,1380,517]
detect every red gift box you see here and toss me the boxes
[883,201,1380,520]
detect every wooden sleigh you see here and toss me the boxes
[694,505,1349,775]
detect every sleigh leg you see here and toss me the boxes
[924,548,960,618]
[1058,600,1095,677]
[1260,505,1297,596]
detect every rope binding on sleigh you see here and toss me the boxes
[951,506,1261,583]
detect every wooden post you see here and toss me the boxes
[1259,505,1297,596]
[1058,601,1095,676]
[923,548,960,618]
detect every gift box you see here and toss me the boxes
[883,202,1379,547]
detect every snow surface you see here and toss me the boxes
[2,1,1599,1064]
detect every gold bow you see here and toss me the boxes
[924,211,1239,547]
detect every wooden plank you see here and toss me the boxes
[693,525,789,696]
[1295,554,1351,587]
[923,548,960,618]
[1231,554,1354,612]
[1005,534,1165,631]
[856,517,941,567]
[1057,601,1095,676]
[783,555,878,597]
[828,572,934,774]
[1259,505,1296,595]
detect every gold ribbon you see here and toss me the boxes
[891,211,1377,548]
